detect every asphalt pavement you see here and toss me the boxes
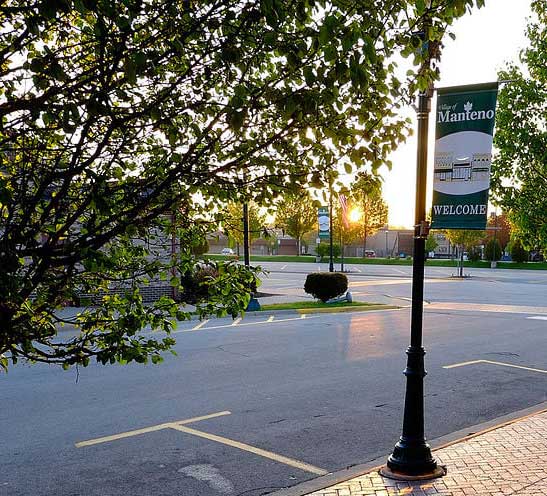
[2,263,546,496]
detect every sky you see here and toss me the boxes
[382,0,533,228]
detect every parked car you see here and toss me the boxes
[221,247,235,255]
[364,250,376,258]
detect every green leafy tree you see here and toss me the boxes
[275,191,318,256]
[425,234,439,254]
[331,199,361,256]
[350,172,388,254]
[0,0,481,370]
[316,242,341,259]
[484,238,501,262]
[486,212,511,252]
[302,230,319,254]
[424,233,439,260]
[444,230,484,252]
[509,239,528,263]
[493,1,547,253]
[223,202,266,249]
[445,229,484,276]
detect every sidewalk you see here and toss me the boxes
[297,406,547,496]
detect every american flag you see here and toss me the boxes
[338,194,349,228]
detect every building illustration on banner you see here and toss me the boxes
[434,152,491,183]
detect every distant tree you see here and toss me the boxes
[486,212,511,252]
[510,239,528,263]
[425,233,439,254]
[223,202,266,248]
[275,191,318,256]
[492,1,547,253]
[484,238,502,262]
[350,172,388,254]
[445,230,484,276]
[444,230,484,252]
[331,197,361,255]
[468,247,482,262]
[316,243,341,259]
[302,230,319,254]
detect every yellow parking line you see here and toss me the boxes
[231,317,242,326]
[76,411,231,448]
[192,319,209,331]
[443,360,484,369]
[444,360,547,374]
[169,424,328,475]
[267,315,274,322]
[174,315,319,333]
[76,423,172,448]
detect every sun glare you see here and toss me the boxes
[348,207,363,223]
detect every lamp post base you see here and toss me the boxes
[380,464,446,481]
[382,437,445,479]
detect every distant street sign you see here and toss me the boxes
[318,206,329,239]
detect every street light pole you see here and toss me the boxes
[382,26,444,480]
[329,179,334,273]
[243,202,250,268]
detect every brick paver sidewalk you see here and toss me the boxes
[305,410,547,496]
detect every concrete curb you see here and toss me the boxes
[267,400,547,496]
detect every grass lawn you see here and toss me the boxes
[259,300,399,313]
[205,254,547,270]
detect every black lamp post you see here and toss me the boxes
[242,202,250,268]
[329,178,334,273]
[381,24,445,480]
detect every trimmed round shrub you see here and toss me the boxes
[304,272,348,302]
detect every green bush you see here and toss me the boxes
[191,238,210,256]
[304,272,348,302]
[510,240,528,263]
[180,264,219,303]
[468,247,482,262]
[484,238,501,261]
[316,242,341,259]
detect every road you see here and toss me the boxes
[2,263,546,496]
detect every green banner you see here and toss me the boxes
[431,82,498,229]
[318,206,329,239]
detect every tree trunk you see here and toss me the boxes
[362,228,368,256]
